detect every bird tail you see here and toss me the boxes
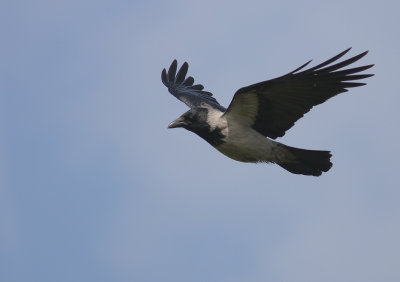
[276,144,333,176]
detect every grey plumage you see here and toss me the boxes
[162,48,374,176]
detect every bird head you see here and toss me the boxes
[168,108,209,131]
[168,107,225,146]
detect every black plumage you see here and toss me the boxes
[226,48,374,139]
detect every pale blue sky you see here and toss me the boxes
[1,1,399,281]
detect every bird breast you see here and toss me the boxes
[215,116,280,163]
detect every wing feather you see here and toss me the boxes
[175,62,188,84]
[161,60,225,110]
[224,49,374,139]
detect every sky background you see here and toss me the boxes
[1,0,399,281]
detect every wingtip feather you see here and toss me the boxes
[168,60,178,82]
[161,69,168,85]
[183,76,194,86]
[176,61,189,84]
[289,60,312,74]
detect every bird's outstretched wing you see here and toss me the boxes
[162,60,226,111]
[223,48,374,139]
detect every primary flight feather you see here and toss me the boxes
[162,48,374,176]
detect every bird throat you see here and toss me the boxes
[189,126,226,147]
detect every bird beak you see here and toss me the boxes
[168,116,186,129]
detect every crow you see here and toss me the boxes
[162,48,373,176]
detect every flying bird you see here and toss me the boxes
[162,48,373,176]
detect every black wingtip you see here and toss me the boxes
[344,47,352,52]
[289,48,354,75]
[356,50,369,59]
[168,60,178,82]
[161,59,222,109]
[303,48,353,73]
[183,76,194,86]
[340,47,352,57]
[176,61,189,84]
[289,60,312,74]
[161,68,168,85]
[317,50,371,74]
[363,63,375,70]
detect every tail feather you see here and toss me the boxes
[276,144,332,176]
